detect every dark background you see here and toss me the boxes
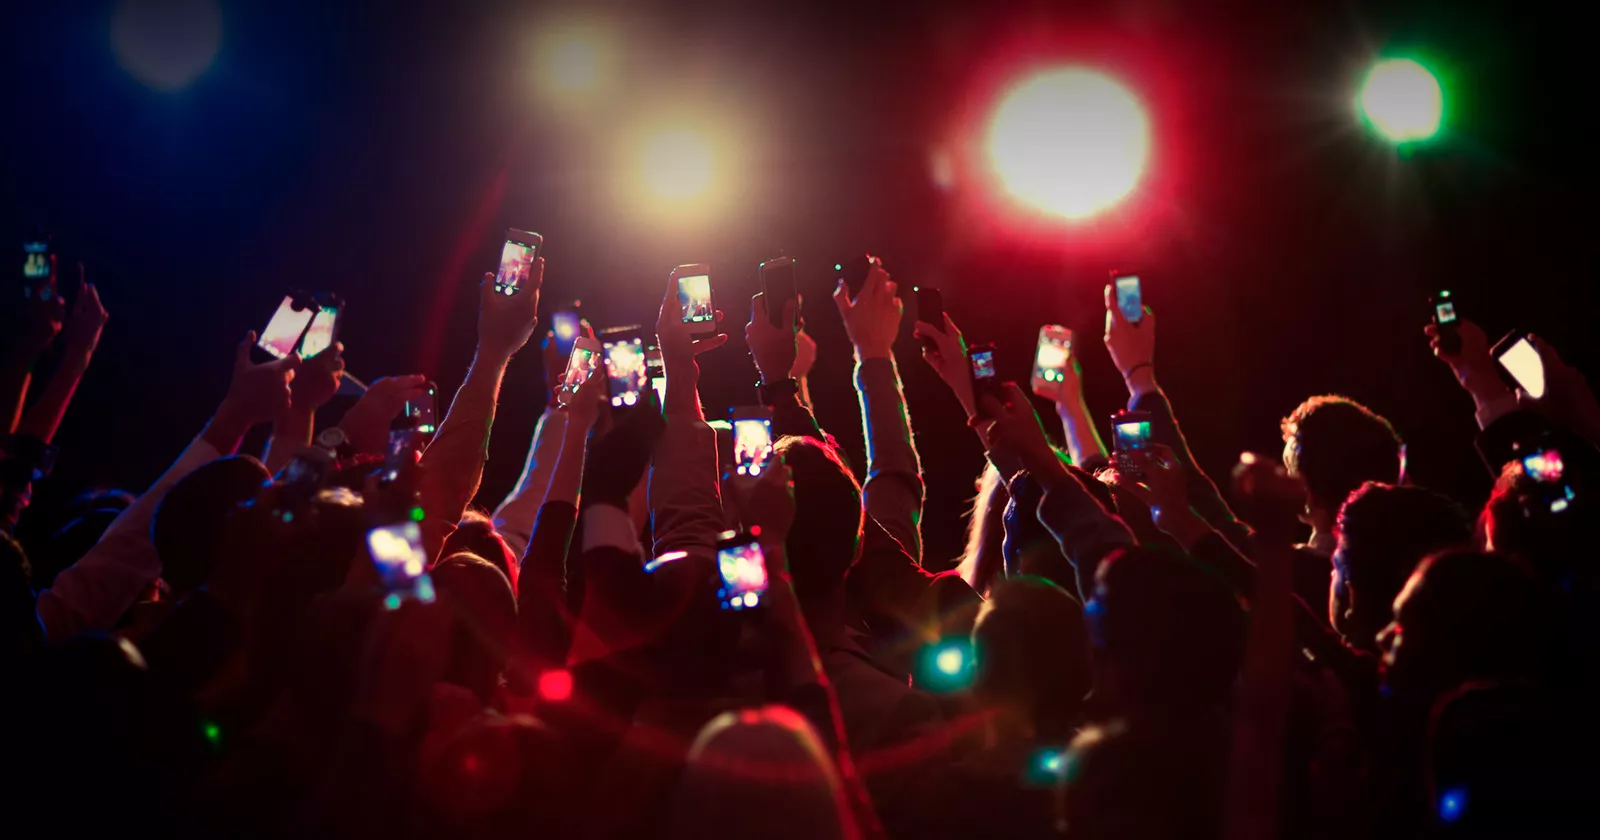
[5,0,1593,569]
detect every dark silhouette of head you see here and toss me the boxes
[972,576,1091,742]
[774,436,862,602]
[1332,482,1471,652]
[27,489,131,588]
[432,551,517,703]
[958,462,1009,596]
[2,531,42,662]
[442,511,517,591]
[1378,550,1553,707]
[1003,461,1112,588]
[1281,396,1402,530]
[153,455,271,596]
[1088,546,1246,715]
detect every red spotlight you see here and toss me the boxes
[985,67,1150,221]
[537,668,574,702]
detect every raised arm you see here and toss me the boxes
[418,264,543,556]
[3,255,65,435]
[649,268,730,561]
[834,261,924,561]
[494,331,587,556]
[1045,335,1110,471]
[35,333,295,642]
[15,280,108,444]
[261,342,345,474]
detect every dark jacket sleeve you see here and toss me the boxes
[770,388,828,442]
[1474,409,1553,475]
[1132,387,1254,547]
[518,500,579,667]
[847,517,983,678]
[1034,470,1137,601]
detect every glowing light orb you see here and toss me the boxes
[638,129,717,201]
[935,646,967,676]
[1359,58,1443,143]
[536,25,609,96]
[986,67,1150,220]
[111,0,222,92]
[538,668,574,702]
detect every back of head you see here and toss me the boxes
[1062,717,1227,840]
[1333,482,1471,649]
[973,577,1091,741]
[774,437,863,601]
[667,705,856,840]
[958,462,1009,596]
[153,455,271,596]
[1091,547,1246,711]
[1281,395,1401,516]
[432,552,517,702]
[442,511,517,590]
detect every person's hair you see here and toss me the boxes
[957,462,1009,596]
[1398,550,1553,695]
[972,577,1091,742]
[666,705,856,840]
[442,510,517,591]
[152,455,271,596]
[431,552,517,703]
[1334,482,1471,648]
[1092,546,1246,708]
[1281,395,1402,514]
[774,436,863,600]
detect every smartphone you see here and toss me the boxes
[392,381,439,434]
[647,346,666,407]
[674,264,715,337]
[1492,332,1546,399]
[22,233,52,300]
[559,336,602,404]
[258,294,318,360]
[760,257,799,326]
[1517,441,1577,515]
[1032,326,1074,398]
[1111,271,1143,324]
[836,254,874,301]
[382,428,421,484]
[299,302,340,359]
[601,327,647,408]
[552,308,582,356]
[731,407,774,477]
[915,286,945,332]
[715,529,770,611]
[1112,410,1154,453]
[1430,290,1461,355]
[367,522,438,609]
[969,342,1001,403]
[495,228,543,296]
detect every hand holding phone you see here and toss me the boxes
[558,337,602,405]
[1430,290,1461,356]
[760,257,799,327]
[674,264,716,338]
[715,529,770,610]
[1031,326,1074,400]
[1111,272,1143,325]
[1112,410,1154,478]
[969,342,1002,406]
[299,299,341,359]
[1492,331,1546,399]
[495,228,543,295]
[391,381,439,434]
[836,254,874,301]
[731,407,774,477]
[914,286,945,350]
[601,327,647,409]
[257,294,318,360]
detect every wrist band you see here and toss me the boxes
[1123,362,1154,379]
[757,377,799,407]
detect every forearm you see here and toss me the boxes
[545,423,590,506]
[856,357,925,561]
[1056,395,1108,468]
[493,408,568,557]
[14,349,92,443]
[3,361,33,435]
[1034,469,1137,601]
[261,407,315,475]
[662,351,705,421]
[200,400,259,456]
[419,350,509,526]
[1132,384,1253,546]
[648,417,724,561]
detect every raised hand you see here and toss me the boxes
[655,269,729,361]
[62,272,109,355]
[1104,284,1155,393]
[226,332,299,425]
[973,382,1063,483]
[1424,318,1506,404]
[339,374,431,455]
[1106,444,1210,546]
[580,386,667,509]
[912,312,974,416]
[292,341,347,414]
[833,259,902,362]
[560,352,608,432]
[746,292,798,383]
[477,261,544,361]
[541,319,595,400]
[1517,334,1600,444]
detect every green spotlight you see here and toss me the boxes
[1358,58,1444,143]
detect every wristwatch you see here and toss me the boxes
[314,427,354,460]
[757,377,799,407]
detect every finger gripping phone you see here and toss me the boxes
[915,286,945,333]
[1112,410,1154,478]
[558,336,602,405]
[392,382,439,434]
[299,298,341,359]
[1032,326,1073,399]
[968,342,1002,403]
[496,228,543,296]
[600,327,647,408]
[1491,331,1546,399]
[257,294,318,360]
[1111,271,1143,325]
[715,529,769,611]
[760,257,799,327]
[1431,290,1461,355]
[837,255,873,301]
[731,407,774,477]
[674,264,716,338]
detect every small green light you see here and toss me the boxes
[384,592,403,611]
[409,506,425,522]
[202,720,222,748]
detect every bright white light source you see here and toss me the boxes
[638,129,717,201]
[1359,58,1443,143]
[986,67,1150,220]
[535,24,610,98]
[935,645,966,676]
